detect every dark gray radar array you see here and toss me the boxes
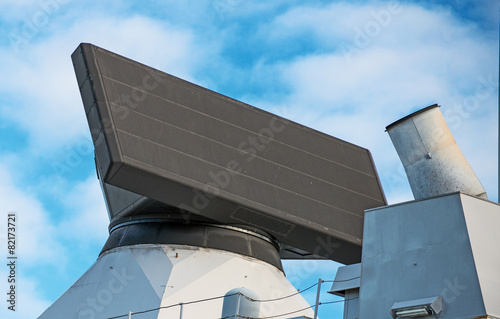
[71,43,386,264]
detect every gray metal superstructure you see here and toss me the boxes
[359,192,500,318]
[329,105,499,319]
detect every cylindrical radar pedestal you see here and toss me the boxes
[386,104,487,200]
[38,220,314,319]
[101,219,283,270]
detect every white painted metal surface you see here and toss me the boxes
[461,195,500,317]
[38,245,314,319]
[386,105,487,200]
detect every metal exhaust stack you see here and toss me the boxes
[386,104,487,200]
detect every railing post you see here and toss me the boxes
[313,278,323,319]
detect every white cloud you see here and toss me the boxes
[258,2,369,44]
[0,14,203,153]
[0,7,216,314]
[57,175,109,243]
[0,164,65,266]
[0,271,51,319]
[280,6,493,110]
[245,2,497,202]
[0,0,46,19]
[0,162,108,315]
[450,111,498,201]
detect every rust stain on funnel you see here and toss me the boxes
[386,104,487,200]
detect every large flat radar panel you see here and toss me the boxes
[72,43,386,264]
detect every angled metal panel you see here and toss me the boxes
[71,43,386,263]
[328,263,361,296]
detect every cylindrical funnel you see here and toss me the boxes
[386,104,487,200]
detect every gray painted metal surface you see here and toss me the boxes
[386,104,487,200]
[358,193,500,319]
[342,289,359,319]
[328,263,361,297]
[71,43,386,264]
[329,264,360,319]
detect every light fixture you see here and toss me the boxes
[390,296,442,318]
[395,307,431,318]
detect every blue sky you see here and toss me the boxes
[0,0,498,318]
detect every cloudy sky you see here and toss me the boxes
[0,0,498,318]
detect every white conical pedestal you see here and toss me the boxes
[38,244,314,319]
